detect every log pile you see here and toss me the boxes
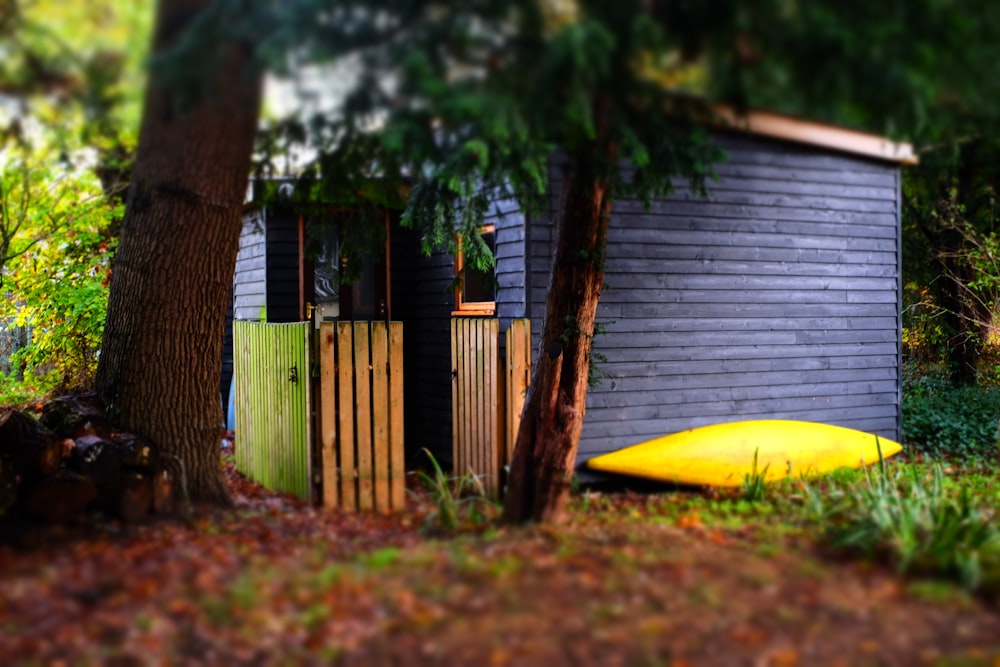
[0,394,178,525]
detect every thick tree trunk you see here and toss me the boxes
[502,152,612,524]
[94,0,262,505]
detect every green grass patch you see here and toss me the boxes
[410,449,500,535]
[804,462,1000,591]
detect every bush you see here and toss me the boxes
[903,376,1000,460]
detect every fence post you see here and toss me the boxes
[319,322,338,508]
[505,319,531,472]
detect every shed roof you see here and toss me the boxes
[714,106,917,165]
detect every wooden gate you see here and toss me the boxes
[318,321,405,511]
[451,318,531,498]
[233,319,405,509]
[233,321,313,501]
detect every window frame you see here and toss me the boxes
[452,223,497,317]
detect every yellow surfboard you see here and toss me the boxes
[586,420,902,487]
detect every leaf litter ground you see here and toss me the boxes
[1,460,999,666]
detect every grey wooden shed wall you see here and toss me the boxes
[529,131,902,461]
[232,208,302,323]
[233,210,267,322]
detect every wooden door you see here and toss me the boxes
[304,210,391,325]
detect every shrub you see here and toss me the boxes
[903,378,1000,460]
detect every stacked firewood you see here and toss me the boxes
[0,394,177,524]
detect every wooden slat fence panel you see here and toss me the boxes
[318,321,405,511]
[505,319,531,466]
[388,323,406,509]
[354,323,374,510]
[451,318,530,499]
[233,320,313,502]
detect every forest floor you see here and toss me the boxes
[1,455,999,666]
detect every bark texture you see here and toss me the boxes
[503,151,612,524]
[95,0,262,505]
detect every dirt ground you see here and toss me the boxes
[1,467,998,666]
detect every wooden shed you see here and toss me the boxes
[231,110,915,474]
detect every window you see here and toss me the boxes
[453,225,496,316]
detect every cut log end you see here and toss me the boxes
[21,472,98,524]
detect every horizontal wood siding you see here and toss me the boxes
[391,223,456,466]
[490,197,528,326]
[234,210,267,321]
[529,132,901,463]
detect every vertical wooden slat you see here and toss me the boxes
[478,320,487,486]
[301,323,313,503]
[470,319,480,480]
[495,318,503,496]
[319,322,338,508]
[276,325,289,494]
[253,322,263,485]
[462,319,472,478]
[454,318,464,478]
[276,325,287,492]
[371,321,390,511]
[233,321,246,475]
[505,320,516,465]
[336,322,356,511]
[486,318,499,498]
[241,320,253,482]
[450,319,460,481]
[455,318,465,477]
[260,323,271,489]
[467,318,478,479]
[254,322,267,488]
[388,321,405,510]
[506,319,531,468]
[354,322,374,510]
[468,319,475,481]
[477,319,487,495]
[278,325,290,495]
[265,323,276,491]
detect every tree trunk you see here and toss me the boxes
[502,151,612,524]
[941,258,984,385]
[94,0,262,505]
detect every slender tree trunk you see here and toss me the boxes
[95,0,262,505]
[502,151,612,524]
[940,257,984,386]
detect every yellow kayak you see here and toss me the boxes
[586,419,902,487]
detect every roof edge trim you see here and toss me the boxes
[714,106,918,165]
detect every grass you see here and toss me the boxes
[741,447,770,503]
[584,455,1000,593]
[409,449,500,535]
[812,462,1000,590]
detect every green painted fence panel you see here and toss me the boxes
[233,320,313,502]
